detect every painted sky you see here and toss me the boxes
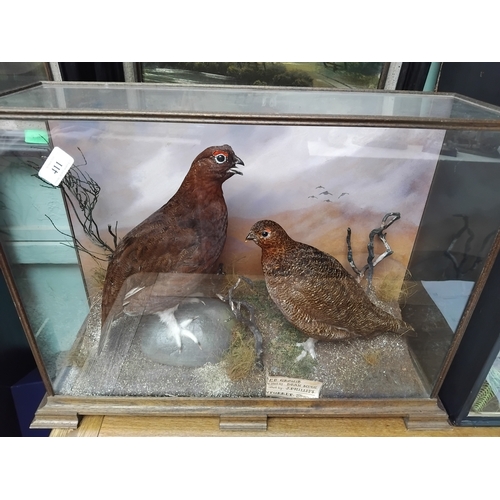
[50,120,445,239]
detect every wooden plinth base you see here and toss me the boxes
[33,394,452,432]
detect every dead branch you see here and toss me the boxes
[346,212,401,292]
[445,215,496,278]
[12,144,118,262]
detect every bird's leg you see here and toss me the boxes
[296,337,318,361]
[156,304,201,353]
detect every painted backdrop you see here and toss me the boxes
[49,120,445,296]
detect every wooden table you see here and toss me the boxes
[51,415,500,437]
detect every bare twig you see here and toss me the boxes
[445,215,496,278]
[10,143,117,261]
[346,212,401,291]
[346,227,364,276]
[108,222,119,249]
[44,215,110,262]
[60,164,115,255]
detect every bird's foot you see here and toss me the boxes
[295,338,318,361]
[156,305,202,353]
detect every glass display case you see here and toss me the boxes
[439,245,500,426]
[1,82,500,430]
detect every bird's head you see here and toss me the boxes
[191,144,244,183]
[246,220,290,249]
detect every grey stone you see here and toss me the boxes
[139,298,235,367]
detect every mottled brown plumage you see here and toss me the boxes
[100,145,243,346]
[246,220,411,351]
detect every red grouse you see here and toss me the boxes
[246,219,412,360]
[99,145,243,352]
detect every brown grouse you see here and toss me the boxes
[99,145,243,352]
[246,220,412,359]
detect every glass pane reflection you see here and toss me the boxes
[2,82,500,123]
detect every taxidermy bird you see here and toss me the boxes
[99,145,243,353]
[246,220,413,360]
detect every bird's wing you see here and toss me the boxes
[271,271,366,324]
[121,272,215,316]
[101,212,207,323]
[267,245,376,329]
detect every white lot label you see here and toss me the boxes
[266,375,322,399]
[38,147,74,186]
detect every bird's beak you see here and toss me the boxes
[245,230,256,242]
[229,155,244,176]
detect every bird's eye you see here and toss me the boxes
[214,153,227,164]
[261,231,269,237]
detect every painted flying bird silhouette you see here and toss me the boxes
[246,220,413,360]
[99,144,244,353]
[315,185,325,189]
[323,199,332,203]
[319,190,333,196]
[338,192,349,199]
[308,195,317,199]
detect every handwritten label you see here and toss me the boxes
[266,375,322,399]
[38,147,74,186]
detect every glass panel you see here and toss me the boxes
[2,82,500,122]
[0,121,89,380]
[140,62,386,89]
[403,129,500,388]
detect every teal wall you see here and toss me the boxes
[0,155,89,381]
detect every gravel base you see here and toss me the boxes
[55,281,427,399]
